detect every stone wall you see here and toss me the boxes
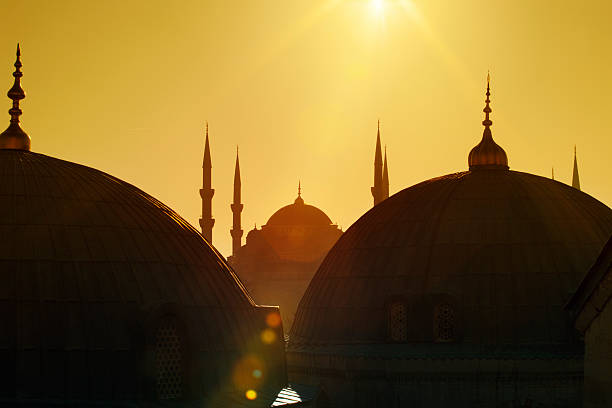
[288,351,583,408]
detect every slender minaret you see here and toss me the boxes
[572,146,581,190]
[230,146,243,257]
[552,167,555,180]
[0,44,30,150]
[382,145,389,200]
[199,122,215,242]
[371,120,383,206]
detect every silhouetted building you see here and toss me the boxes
[229,185,342,331]
[288,76,612,407]
[0,46,315,407]
[568,236,612,408]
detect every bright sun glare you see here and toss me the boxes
[371,0,384,14]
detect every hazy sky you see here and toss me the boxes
[2,0,611,256]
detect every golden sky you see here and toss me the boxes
[2,0,611,256]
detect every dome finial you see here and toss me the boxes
[295,180,304,205]
[468,72,508,170]
[483,71,492,128]
[0,44,31,150]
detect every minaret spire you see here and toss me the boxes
[572,145,581,190]
[230,145,243,256]
[0,44,31,150]
[199,122,215,243]
[382,145,389,200]
[371,120,383,206]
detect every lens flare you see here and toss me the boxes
[261,328,277,344]
[245,389,257,400]
[266,312,282,328]
[252,369,263,379]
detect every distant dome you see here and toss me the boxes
[266,195,333,227]
[291,170,612,346]
[0,150,284,401]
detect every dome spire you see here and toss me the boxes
[468,73,508,170]
[0,44,31,151]
[295,181,304,205]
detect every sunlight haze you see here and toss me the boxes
[2,0,611,256]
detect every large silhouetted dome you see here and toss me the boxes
[0,149,285,403]
[290,169,612,346]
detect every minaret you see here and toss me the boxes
[0,44,31,150]
[371,120,383,206]
[572,145,581,190]
[230,146,243,256]
[382,146,389,200]
[199,122,215,243]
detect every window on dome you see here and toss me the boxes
[155,318,184,400]
[388,301,408,342]
[434,304,455,343]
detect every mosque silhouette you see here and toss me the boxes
[1,45,611,408]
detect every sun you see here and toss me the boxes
[370,0,385,14]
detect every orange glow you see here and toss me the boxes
[245,389,257,400]
[261,329,277,344]
[4,1,612,258]
[266,312,282,328]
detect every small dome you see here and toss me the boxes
[266,195,333,227]
[468,127,508,169]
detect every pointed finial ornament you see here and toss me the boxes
[468,73,508,170]
[295,180,304,205]
[0,44,31,150]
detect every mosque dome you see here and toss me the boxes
[0,47,285,404]
[290,79,612,349]
[266,185,333,227]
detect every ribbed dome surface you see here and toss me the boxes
[291,170,612,346]
[266,199,332,227]
[468,128,508,170]
[0,150,281,401]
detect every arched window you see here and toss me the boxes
[155,318,184,400]
[434,303,455,342]
[388,301,408,342]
